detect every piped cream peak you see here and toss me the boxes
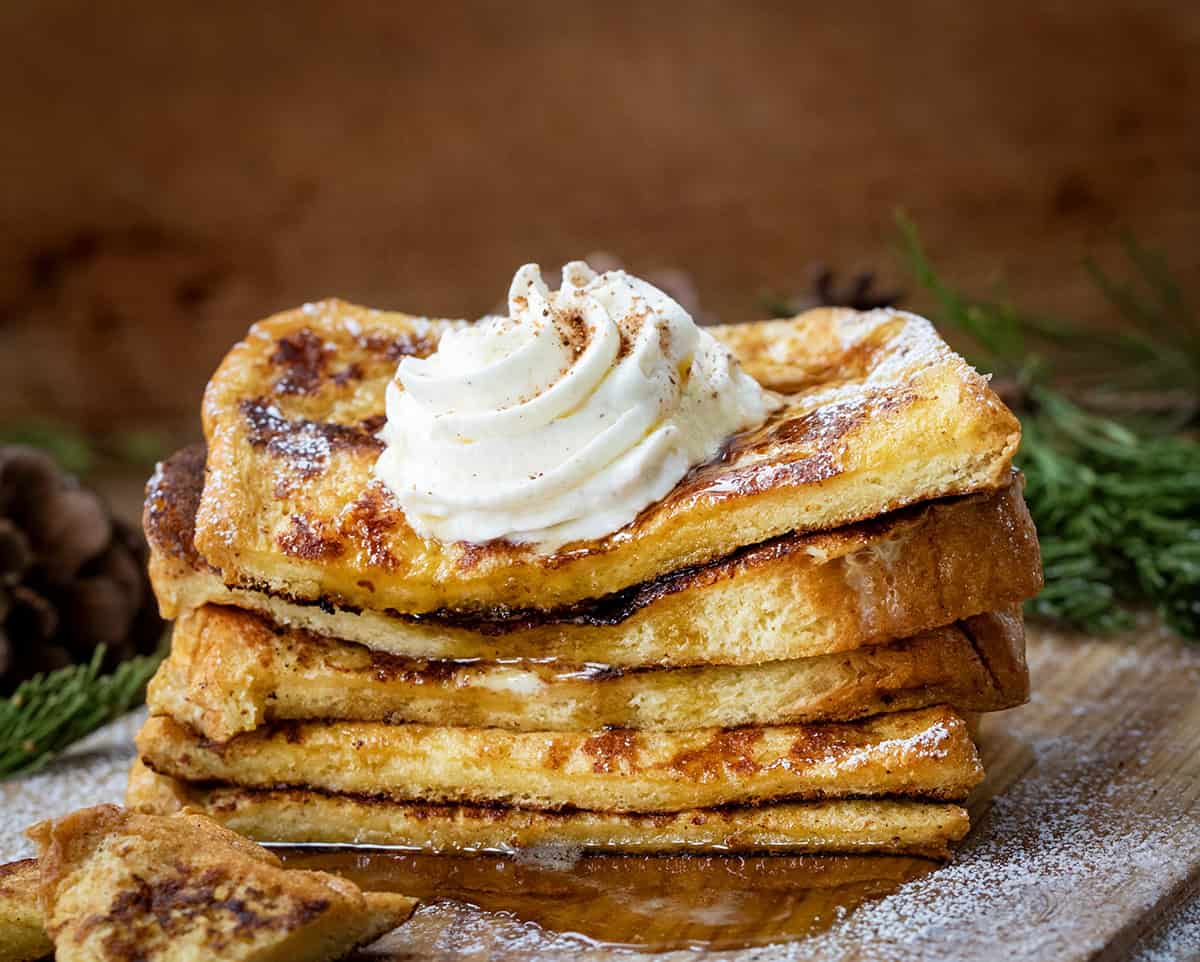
[375,261,779,551]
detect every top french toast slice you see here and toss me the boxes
[195,301,1020,614]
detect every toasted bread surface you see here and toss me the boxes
[127,762,969,859]
[136,707,982,812]
[26,805,415,962]
[148,444,1041,666]
[0,859,50,962]
[149,605,1028,741]
[193,303,1020,614]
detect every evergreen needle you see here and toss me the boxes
[0,645,163,778]
[896,213,1200,639]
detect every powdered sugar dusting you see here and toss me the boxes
[737,628,1200,962]
[0,709,143,862]
[1129,894,1200,962]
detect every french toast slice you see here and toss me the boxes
[26,805,415,962]
[149,605,1028,740]
[0,859,50,962]
[135,706,982,812]
[194,302,1020,614]
[148,445,1041,667]
[127,762,970,860]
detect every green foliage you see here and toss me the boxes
[1021,390,1200,637]
[897,214,1200,414]
[1082,234,1200,417]
[896,212,1200,638]
[0,420,97,475]
[0,420,170,477]
[0,644,163,778]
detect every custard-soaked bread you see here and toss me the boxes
[136,707,982,812]
[26,805,415,962]
[127,762,970,860]
[0,859,51,962]
[149,605,1029,740]
[193,302,1019,614]
[148,445,1040,667]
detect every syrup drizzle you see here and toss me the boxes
[278,848,938,952]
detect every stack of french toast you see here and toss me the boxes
[128,298,1041,860]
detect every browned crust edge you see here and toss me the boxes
[147,444,1033,635]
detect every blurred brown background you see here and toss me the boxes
[2,0,1197,441]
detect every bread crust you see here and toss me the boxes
[148,444,1041,666]
[25,805,415,962]
[0,858,51,962]
[148,605,1029,741]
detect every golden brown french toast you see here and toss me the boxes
[26,805,415,962]
[0,859,50,962]
[148,445,1040,667]
[136,706,982,812]
[194,302,1019,614]
[127,762,969,859]
[149,605,1028,740]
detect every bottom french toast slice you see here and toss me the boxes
[128,761,970,861]
[24,805,415,962]
[135,706,983,812]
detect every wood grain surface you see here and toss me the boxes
[3,623,1199,960]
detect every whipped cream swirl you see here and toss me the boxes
[375,261,779,551]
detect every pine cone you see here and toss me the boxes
[0,446,163,694]
[773,265,904,317]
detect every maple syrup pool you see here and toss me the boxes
[276,847,938,951]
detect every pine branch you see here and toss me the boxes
[895,213,1200,639]
[1021,389,1200,637]
[895,212,1200,427]
[0,419,171,477]
[0,644,163,778]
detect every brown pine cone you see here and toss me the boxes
[772,265,904,317]
[0,446,163,694]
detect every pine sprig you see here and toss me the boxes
[1021,390,1200,637]
[896,214,1200,426]
[0,419,170,477]
[895,213,1200,639]
[0,643,163,778]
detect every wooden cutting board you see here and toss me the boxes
[4,623,1199,961]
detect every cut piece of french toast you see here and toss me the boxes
[26,805,415,962]
[193,302,1020,615]
[148,604,1028,741]
[147,444,1041,666]
[0,859,50,962]
[127,761,970,860]
[135,706,983,812]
